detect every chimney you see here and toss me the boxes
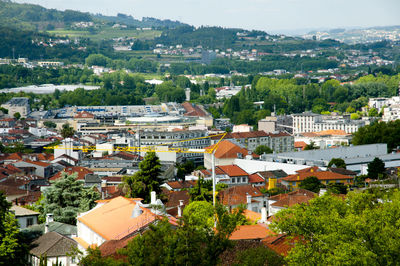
[246,195,252,210]
[260,207,267,223]
[177,200,184,217]
[45,214,53,234]
[131,204,143,218]
[151,191,156,205]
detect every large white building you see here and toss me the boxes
[1,97,30,118]
[292,112,366,134]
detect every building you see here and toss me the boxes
[292,112,366,134]
[267,189,316,215]
[29,232,77,266]
[215,165,249,186]
[280,168,354,191]
[211,131,294,153]
[295,130,352,149]
[10,205,39,229]
[218,185,265,213]
[1,97,30,118]
[233,124,252,133]
[12,160,53,178]
[204,140,255,169]
[74,196,161,253]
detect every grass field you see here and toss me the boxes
[48,27,162,41]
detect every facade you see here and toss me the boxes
[204,140,254,169]
[12,160,53,178]
[292,112,366,134]
[1,97,30,118]
[211,131,294,153]
[11,205,39,229]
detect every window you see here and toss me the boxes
[242,177,246,183]
[27,217,34,226]
[232,177,236,183]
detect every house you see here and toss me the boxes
[204,140,256,169]
[162,180,197,191]
[49,166,94,181]
[229,224,273,241]
[268,189,316,216]
[218,185,265,213]
[280,169,354,191]
[10,205,39,229]
[12,160,53,178]
[263,234,299,257]
[215,165,249,186]
[22,214,77,238]
[164,190,190,217]
[74,195,162,255]
[29,232,78,266]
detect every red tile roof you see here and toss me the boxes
[218,185,263,206]
[217,165,248,177]
[229,224,273,240]
[282,171,352,182]
[74,111,95,119]
[50,166,93,181]
[248,173,265,183]
[165,180,197,190]
[263,234,299,256]
[182,102,208,117]
[205,140,252,159]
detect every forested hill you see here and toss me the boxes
[0,0,188,31]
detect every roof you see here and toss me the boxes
[50,166,93,181]
[242,209,261,222]
[328,167,357,176]
[0,185,27,197]
[166,180,196,190]
[165,190,190,209]
[315,129,349,136]
[294,141,307,150]
[229,224,273,240]
[205,140,252,159]
[263,234,298,256]
[22,221,77,236]
[77,196,157,241]
[182,102,208,117]
[217,165,248,177]
[282,171,353,182]
[218,185,263,206]
[20,159,51,168]
[10,205,40,216]
[248,173,265,183]
[30,232,77,257]
[269,189,316,202]
[99,235,137,258]
[74,111,95,119]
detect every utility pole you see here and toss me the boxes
[212,149,216,206]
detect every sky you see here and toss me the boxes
[15,0,400,34]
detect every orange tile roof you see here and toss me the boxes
[49,166,93,181]
[271,194,314,208]
[315,129,349,136]
[22,159,51,167]
[263,234,299,256]
[78,196,157,241]
[74,111,95,119]
[242,209,261,222]
[217,165,248,177]
[294,141,307,150]
[295,166,320,173]
[218,185,263,206]
[248,173,265,183]
[205,140,252,159]
[229,224,273,240]
[282,171,352,182]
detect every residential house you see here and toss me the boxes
[12,160,53,178]
[280,168,354,190]
[218,185,265,213]
[162,180,197,191]
[49,166,94,181]
[29,232,78,266]
[215,165,249,186]
[204,140,256,169]
[10,205,39,229]
[74,196,162,254]
[268,189,316,216]
[229,224,273,241]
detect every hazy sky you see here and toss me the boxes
[15,0,400,33]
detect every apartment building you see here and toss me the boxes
[1,97,30,118]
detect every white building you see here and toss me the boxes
[1,97,30,118]
[11,205,39,229]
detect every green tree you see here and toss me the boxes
[189,177,212,202]
[368,107,379,117]
[43,121,56,128]
[270,191,400,265]
[122,152,163,203]
[60,123,75,139]
[120,202,245,265]
[299,176,321,193]
[233,245,284,266]
[43,173,100,225]
[327,183,348,194]
[254,145,273,155]
[13,112,21,120]
[328,158,346,169]
[304,141,318,150]
[367,157,386,179]
[85,54,110,67]
[0,191,29,264]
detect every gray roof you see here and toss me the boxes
[85,174,101,183]
[22,221,77,236]
[30,232,77,257]
[11,205,40,217]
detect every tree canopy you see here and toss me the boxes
[122,152,163,203]
[328,158,346,169]
[270,189,400,265]
[43,172,100,224]
[254,145,273,155]
[367,157,386,179]
[299,176,321,193]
